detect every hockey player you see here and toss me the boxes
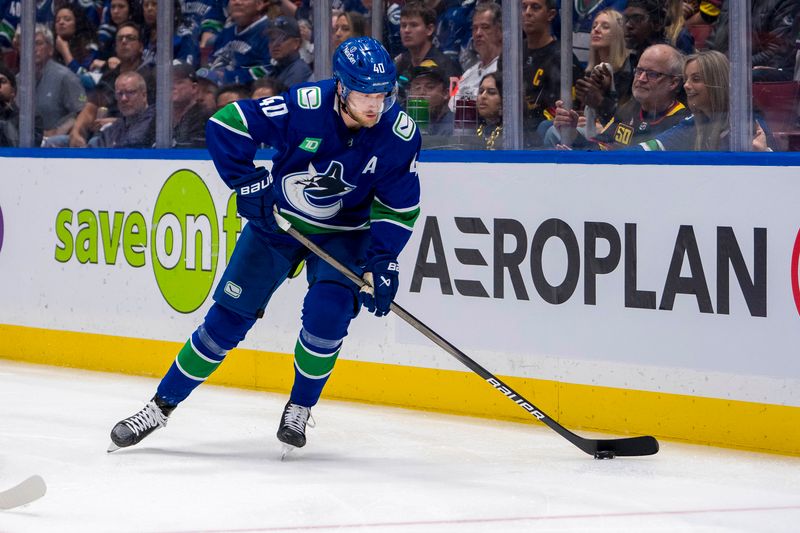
[108,36,422,454]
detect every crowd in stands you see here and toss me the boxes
[0,0,798,151]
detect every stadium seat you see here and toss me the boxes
[752,81,800,151]
[1,49,18,71]
[687,24,713,50]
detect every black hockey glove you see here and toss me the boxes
[359,255,400,317]
[231,166,278,233]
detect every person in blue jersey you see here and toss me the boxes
[205,0,272,85]
[109,36,422,455]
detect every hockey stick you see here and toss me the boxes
[0,475,47,510]
[274,211,659,458]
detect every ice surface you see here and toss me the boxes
[1,360,798,533]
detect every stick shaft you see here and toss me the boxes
[280,222,658,457]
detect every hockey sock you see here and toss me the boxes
[289,328,342,407]
[156,324,229,405]
[156,304,256,405]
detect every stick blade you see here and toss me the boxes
[593,436,659,457]
[0,475,47,510]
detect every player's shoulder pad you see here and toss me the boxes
[288,79,335,112]
[383,104,419,143]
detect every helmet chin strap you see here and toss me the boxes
[336,82,355,122]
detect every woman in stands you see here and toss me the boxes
[96,0,144,68]
[638,50,772,151]
[577,8,631,126]
[52,4,100,89]
[475,72,503,150]
[665,0,695,54]
[333,11,366,48]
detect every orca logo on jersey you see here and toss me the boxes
[282,161,355,220]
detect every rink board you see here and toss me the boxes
[1,150,799,455]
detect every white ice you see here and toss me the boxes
[1,359,799,533]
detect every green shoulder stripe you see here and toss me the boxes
[278,209,370,234]
[370,198,420,230]
[210,102,251,138]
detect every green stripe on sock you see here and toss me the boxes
[294,339,340,378]
[176,340,220,380]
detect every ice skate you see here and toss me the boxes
[277,402,314,459]
[108,396,175,452]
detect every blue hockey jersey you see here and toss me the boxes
[206,78,422,261]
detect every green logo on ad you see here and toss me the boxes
[54,169,242,314]
[299,137,322,153]
[151,169,219,313]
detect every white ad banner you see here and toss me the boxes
[0,157,798,405]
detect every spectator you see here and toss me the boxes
[434,0,476,68]
[576,8,632,125]
[332,11,366,48]
[197,0,227,49]
[521,0,583,145]
[207,0,272,85]
[554,0,627,65]
[407,61,454,136]
[297,18,314,66]
[215,83,250,110]
[266,15,312,88]
[62,21,154,148]
[0,62,43,147]
[683,0,724,27]
[451,2,502,111]
[97,0,144,66]
[90,70,155,147]
[195,69,220,114]
[251,77,287,98]
[394,3,461,99]
[23,24,87,139]
[382,1,405,57]
[141,0,199,67]
[52,4,100,89]
[623,0,668,72]
[171,64,209,148]
[707,0,799,81]
[0,0,65,50]
[475,71,503,150]
[638,50,773,151]
[553,43,689,149]
[0,64,19,146]
[665,0,695,54]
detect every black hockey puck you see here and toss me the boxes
[594,450,616,460]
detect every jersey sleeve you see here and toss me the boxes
[205,96,290,188]
[635,117,697,151]
[367,136,422,260]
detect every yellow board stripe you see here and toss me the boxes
[1,323,798,456]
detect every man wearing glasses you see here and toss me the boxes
[553,44,689,149]
[89,71,155,148]
[265,16,312,88]
[47,21,154,148]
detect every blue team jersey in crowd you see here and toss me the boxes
[208,14,272,84]
[206,78,422,260]
[0,0,62,48]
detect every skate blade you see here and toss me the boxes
[107,441,121,453]
[280,444,296,461]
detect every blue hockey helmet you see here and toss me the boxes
[333,37,397,113]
